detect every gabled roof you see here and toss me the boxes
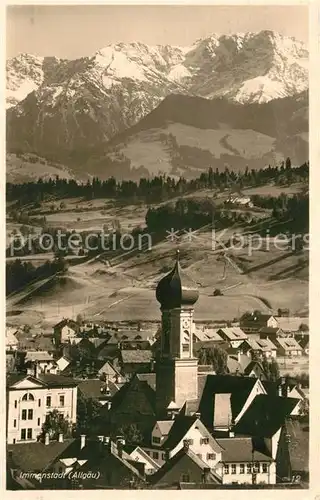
[121,349,153,364]
[276,337,303,351]
[37,373,77,388]
[6,373,46,389]
[156,420,175,436]
[243,360,266,376]
[110,373,156,414]
[77,378,112,400]
[150,447,222,486]
[125,445,160,470]
[234,394,299,437]
[298,337,309,349]
[275,317,309,332]
[217,327,247,341]
[136,372,156,390]
[8,439,76,472]
[53,319,79,331]
[217,437,273,462]
[259,327,283,335]
[198,375,259,427]
[161,415,197,450]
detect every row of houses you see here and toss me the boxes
[6,370,308,489]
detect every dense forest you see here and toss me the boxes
[7,159,308,206]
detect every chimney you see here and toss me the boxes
[80,434,86,449]
[58,433,64,443]
[45,433,50,445]
[34,362,41,378]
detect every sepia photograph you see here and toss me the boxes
[5,3,309,490]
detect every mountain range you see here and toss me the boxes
[6,30,309,181]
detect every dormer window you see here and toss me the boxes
[152,436,161,444]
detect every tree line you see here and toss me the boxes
[6,159,309,206]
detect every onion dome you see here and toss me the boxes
[156,250,199,309]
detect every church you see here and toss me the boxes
[109,251,298,440]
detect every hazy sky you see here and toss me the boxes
[6,4,308,59]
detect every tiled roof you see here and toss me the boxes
[234,394,299,437]
[38,373,77,388]
[217,437,273,462]
[243,361,266,376]
[136,372,156,390]
[276,337,303,351]
[78,378,111,399]
[275,317,309,332]
[161,415,197,450]
[199,375,258,426]
[53,319,79,330]
[121,350,153,364]
[25,350,54,362]
[7,439,76,472]
[150,447,222,486]
[217,327,247,341]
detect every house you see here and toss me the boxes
[53,319,80,345]
[7,437,77,489]
[243,361,268,380]
[124,445,160,475]
[233,394,300,459]
[24,351,58,374]
[142,415,223,469]
[274,338,303,357]
[6,328,19,351]
[240,338,277,359]
[150,442,221,488]
[77,378,120,407]
[216,437,275,485]
[275,317,309,335]
[8,435,146,489]
[258,327,287,340]
[216,328,247,348]
[227,196,253,208]
[6,373,77,444]
[96,359,123,381]
[120,350,154,376]
[108,372,157,433]
[240,313,277,334]
[198,375,267,432]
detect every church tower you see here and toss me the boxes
[155,250,199,416]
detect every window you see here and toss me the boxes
[46,396,51,407]
[231,464,236,474]
[200,437,209,445]
[28,409,33,420]
[20,429,26,440]
[59,395,65,407]
[152,436,161,444]
[14,400,17,409]
[22,393,34,401]
[181,474,190,482]
[187,439,194,445]
[182,344,189,352]
[196,453,202,459]
[162,453,166,460]
[207,453,216,460]
[27,428,32,439]
[247,463,252,474]
[262,463,268,474]
[13,419,17,428]
[224,464,229,475]
[240,464,245,474]
[152,451,159,459]
[38,399,41,407]
[37,418,40,426]
[13,439,16,444]
[21,409,27,420]
[253,462,260,473]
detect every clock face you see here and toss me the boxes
[182,319,189,329]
